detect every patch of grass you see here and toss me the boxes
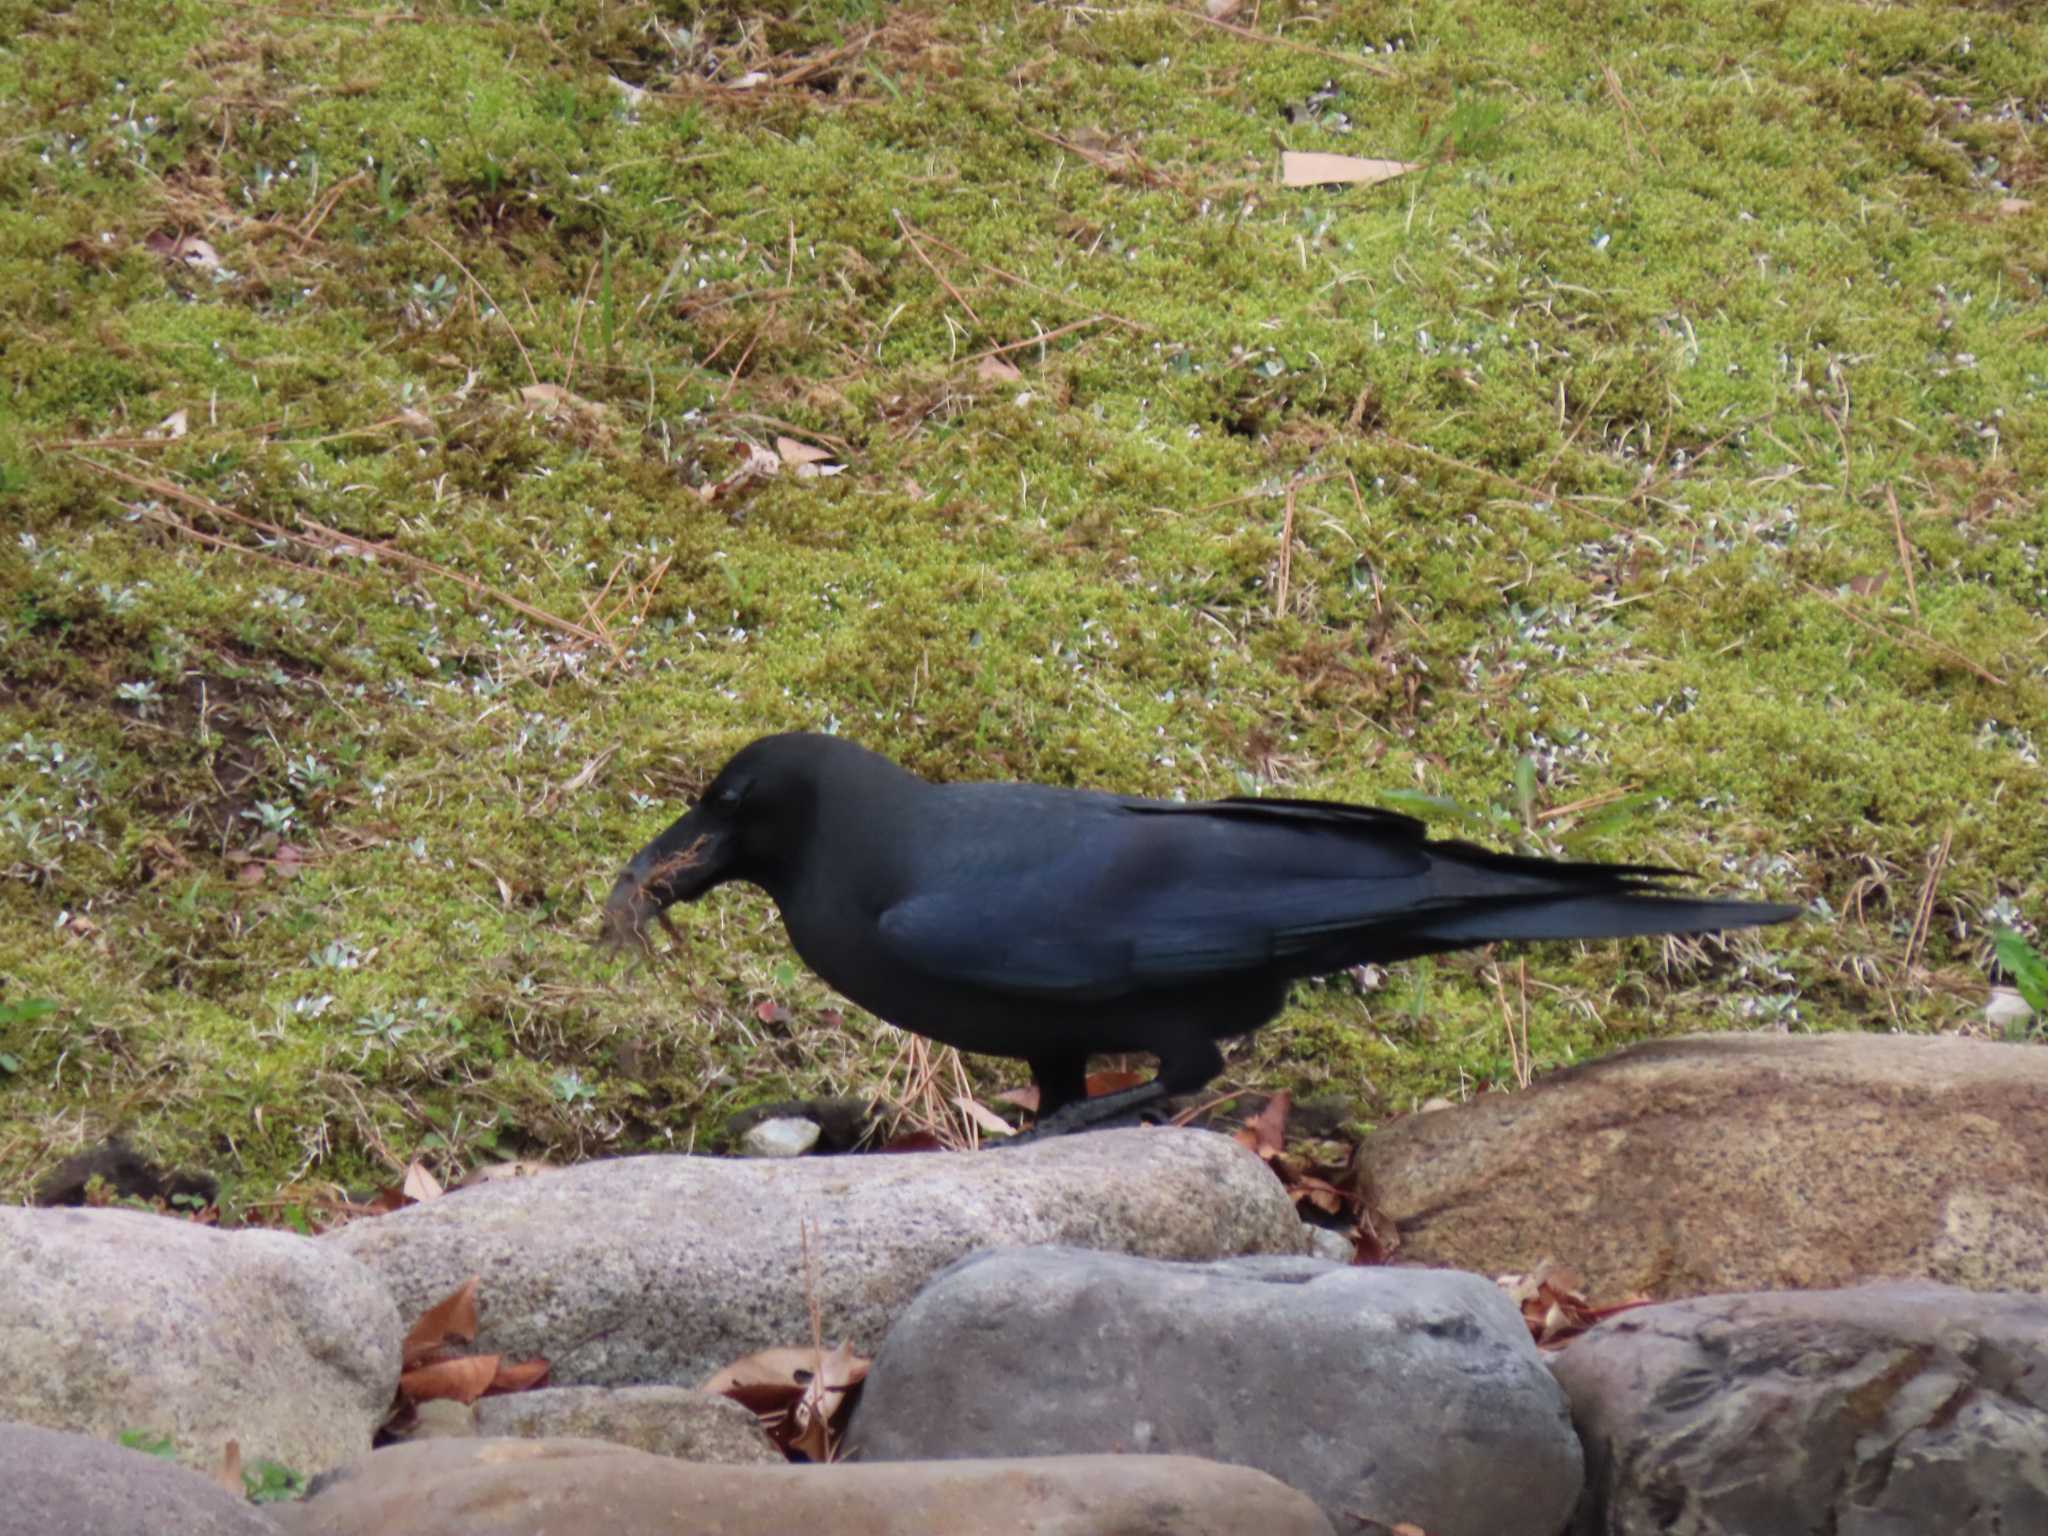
[2,0,2044,1205]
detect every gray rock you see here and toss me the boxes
[1365,1032,2048,1298]
[0,1421,280,1536]
[391,1400,477,1441]
[726,1096,877,1152]
[0,1207,399,1477]
[1553,1282,2048,1536]
[737,1116,821,1158]
[275,1438,1333,1536]
[471,1386,778,1463]
[1304,1225,1354,1264]
[324,1129,1303,1387]
[846,1248,1582,1536]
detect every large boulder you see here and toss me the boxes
[277,1439,1335,1536]
[1365,1032,2048,1299]
[0,1207,399,1477]
[1552,1283,2048,1535]
[323,1129,1304,1386]
[846,1248,1582,1536]
[0,1421,281,1536]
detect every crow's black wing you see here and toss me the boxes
[873,796,1490,1001]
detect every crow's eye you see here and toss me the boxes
[716,783,747,808]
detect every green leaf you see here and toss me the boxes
[1513,754,1538,828]
[0,997,57,1027]
[119,1431,178,1460]
[244,1459,308,1504]
[1994,929,2048,1014]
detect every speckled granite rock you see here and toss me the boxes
[324,1129,1303,1385]
[1367,1033,2048,1298]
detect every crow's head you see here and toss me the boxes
[603,732,841,949]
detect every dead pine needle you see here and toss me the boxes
[1902,826,1951,977]
[1886,484,1921,622]
[1273,481,1297,622]
[892,210,981,325]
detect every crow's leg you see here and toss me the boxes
[1000,1039,1224,1143]
[1027,1054,1088,1119]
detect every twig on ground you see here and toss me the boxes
[419,233,541,388]
[893,210,981,325]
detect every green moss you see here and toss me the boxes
[2,0,2044,1203]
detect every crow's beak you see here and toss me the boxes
[603,810,726,950]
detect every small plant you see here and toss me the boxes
[117,1430,178,1459]
[241,800,297,837]
[0,997,56,1074]
[243,1459,307,1504]
[1994,929,2048,1015]
[551,1069,596,1105]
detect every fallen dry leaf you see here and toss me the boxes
[400,1354,501,1405]
[878,1129,946,1153]
[774,435,833,466]
[518,383,613,445]
[211,1440,242,1497]
[149,409,188,440]
[1498,1263,1652,1349]
[1280,152,1422,188]
[402,1275,479,1367]
[145,231,220,269]
[975,356,1022,384]
[699,443,784,501]
[1997,197,2033,216]
[952,1095,1015,1139]
[995,1069,1149,1114]
[401,1159,445,1204]
[488,1356,552,1393]
[1234,1091,1292,1159]
[704,1341,871,1461]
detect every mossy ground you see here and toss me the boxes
[2,0,2043,1209]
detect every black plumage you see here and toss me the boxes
[607,733,1800,1134]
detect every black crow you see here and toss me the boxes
[607,733,1800,1136]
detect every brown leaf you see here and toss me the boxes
[401,1160,445,1203]
[145,231,220,269]
[975,356,1022,384]
[994,1068,1148,1116]
[706,1342,869,1461]
[402,1275,479,1367]
[401,1354,500,1406]
[699,443,783,500]
[211,1440,242,1496]
[1280,152,1422,188]
[1084,1069,1148,1097]
[1234,1090,1291,1158]
[774,435,833,466]
[1203,0,1243,18]
[952,1095,1015,1138]
[1847,572,1888,597]
[878,1130,945,1153]
[486,1356,551,1394]
[755,999,792,1026]
[1997,197,2033,216]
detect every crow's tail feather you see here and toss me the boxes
[1416,894,1802,948]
